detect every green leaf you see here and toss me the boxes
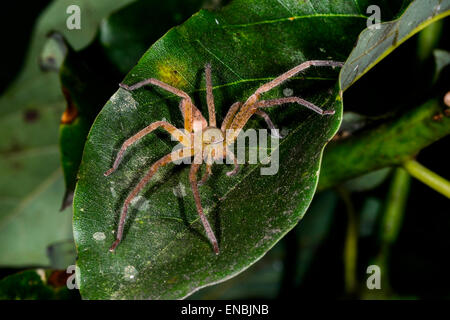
[99,0,205,74]
[340,0,450,91]
[0,31,71,267]
[73,0,375,299]
[0,0,138,267]
[47,240,77,270]
[188,241,284,299]
[189,190,337,298]
[433,49,450,83]
[343,168,392,192]
[358,197,382,238]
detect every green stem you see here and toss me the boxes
[403,160,450,198]
[375,168,411,295]
[417,19,443,63]
[337,187,358,296]
[319,98,450,190]
[381,168,411,245]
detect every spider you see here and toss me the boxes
[105,60,343,254]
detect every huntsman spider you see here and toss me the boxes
[105,60,343,254]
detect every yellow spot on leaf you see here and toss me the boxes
[167,276,178,284]
[157,64,187,88]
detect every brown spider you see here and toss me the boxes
[105,60,343,254]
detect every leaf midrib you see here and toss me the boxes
[221,13,368,29]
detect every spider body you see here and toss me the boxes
[105,60,343,254]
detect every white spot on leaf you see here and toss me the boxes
[110,88,138,112]
[131,195,150,211]
[124,265,138,281]
[172,182,187,198]
[110,186,117,198]
[93,232,106,241]
[283,88,293,97]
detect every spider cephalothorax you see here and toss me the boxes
[105,60,343,254]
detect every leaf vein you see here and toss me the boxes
[222,13,367,28]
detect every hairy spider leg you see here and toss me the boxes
[104,121,190,176]
[225,95,335,144]
[119,78,207,132]
[254,60,344,97]
[109,147,194,252]
[221,101,242,132]
[225,60,343,143]
[254,110,282,138]
[255,97,335,115]
[191,152,237,253]
[205,63,216,127]
[189,162,220,254]
[198,163,212,186]
[225,147,239,176]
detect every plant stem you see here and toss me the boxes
[403,159,450,198]
[336,187,358,296]
[417,19,443,63]
[374,168,411,296]
[318,98,450,190]
[381,168,411,245]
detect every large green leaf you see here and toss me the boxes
[0,0,137,267]
[73,0,378,299]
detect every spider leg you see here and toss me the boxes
[226,60,343,143]
[225,148,239,176]
[198,163,212,186]
[255,97,334,115]
[119,78,207,132]
[220,101,242,132]
[205,63,216,127]
[225,95,334,144]
[253,60,343,97]
[189,162,219,254]
[104,121,190,177]
[109,147,194,252]
[255,110,282,138]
